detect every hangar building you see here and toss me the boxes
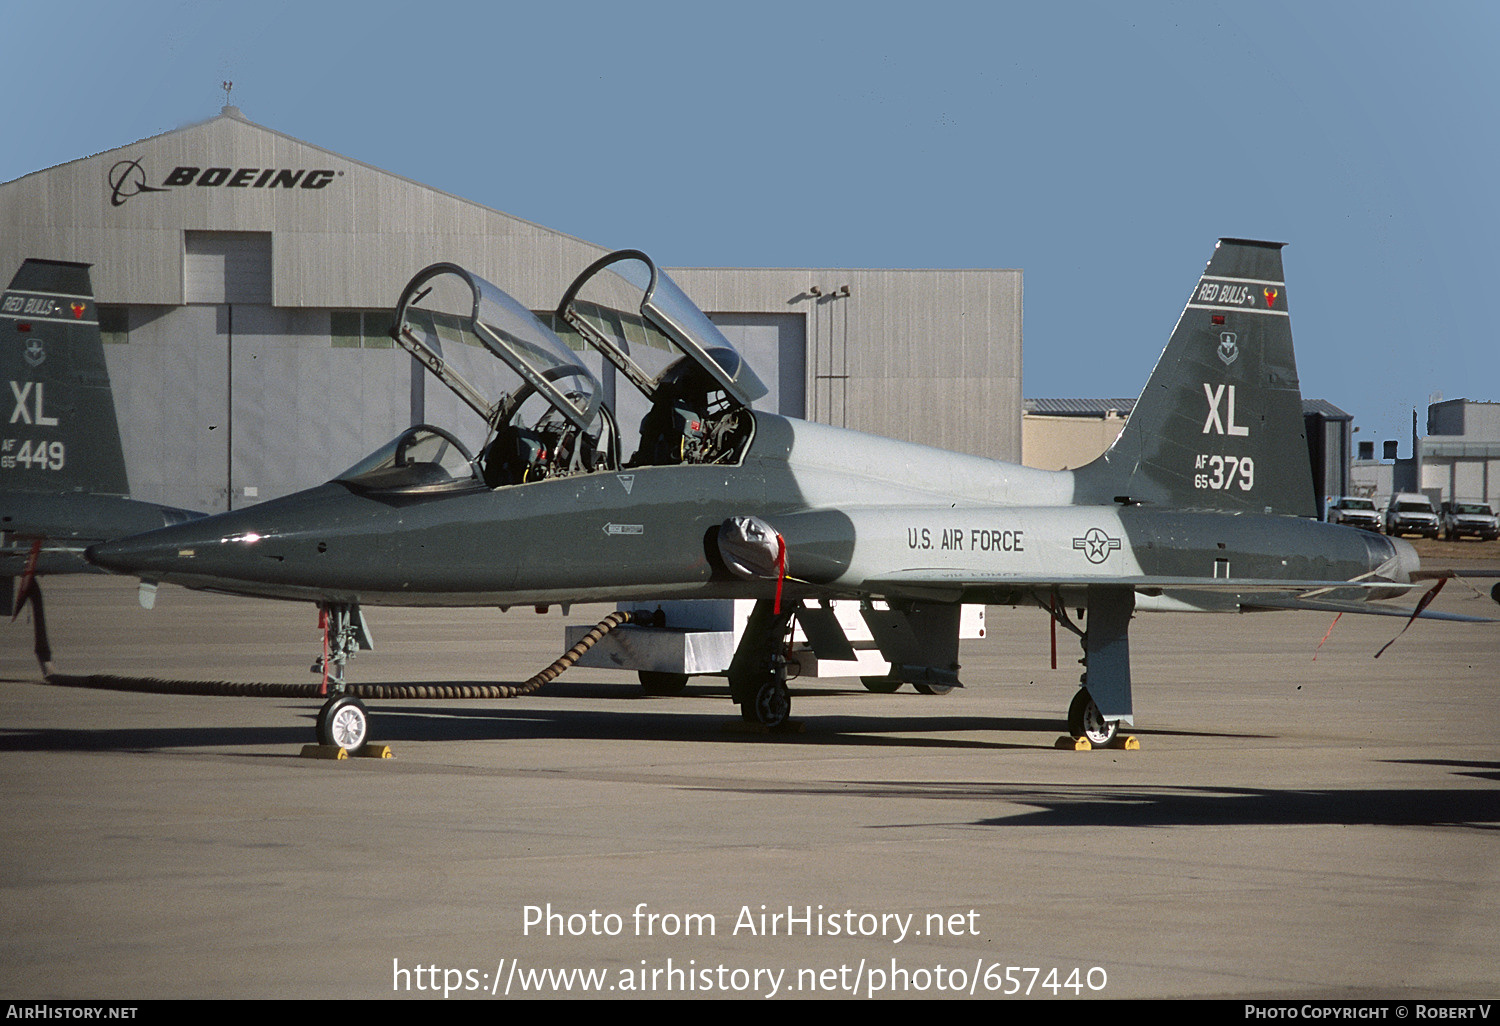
[0,107,1023,513]
[1422,399,1500,508]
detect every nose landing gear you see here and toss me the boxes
[312,603,375,754]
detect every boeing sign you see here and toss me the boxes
[108,158,340,207]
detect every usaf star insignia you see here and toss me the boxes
[1073,527,1122,564]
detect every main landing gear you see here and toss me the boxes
[1045,586,1134,749]
[728,599,796,729]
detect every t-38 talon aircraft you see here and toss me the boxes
[86,239,1478,753]
[2,259,200,666]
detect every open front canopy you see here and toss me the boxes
[557,250,767,408]
[392,263,601,435]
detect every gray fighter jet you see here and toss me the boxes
[1,259,200,663]
[86,240,1467,752]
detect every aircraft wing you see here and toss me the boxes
[860,569,1406,591]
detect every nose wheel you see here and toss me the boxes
[316,694,370,754]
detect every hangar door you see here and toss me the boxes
[94,233,277,513]
[580,313,806,463]
[710,314,806,420]
[184,232,272,304]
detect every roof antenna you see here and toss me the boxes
[221,81,239,117]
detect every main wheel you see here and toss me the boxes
[860,675,903,694]
[1067,688,1117,747]
[913,682,954,696]
[750,677,791,728]
[317,695,370,753]
[638,671,689,696]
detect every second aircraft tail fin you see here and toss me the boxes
[1,259,129,498]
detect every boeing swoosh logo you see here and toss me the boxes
[107,160,168,208]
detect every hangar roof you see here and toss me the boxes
[0,106,612,308]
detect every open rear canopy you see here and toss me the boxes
[557,250,767,408]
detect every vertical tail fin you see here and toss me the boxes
[1,259,129,497]
[1074,239,1316,517]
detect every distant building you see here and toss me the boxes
[1020,399,1135,471]
[1348,399,1499,509]
[1348,454,1398,505]
[1421,399,1500,507]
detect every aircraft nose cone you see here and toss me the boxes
[85,537,152,575]
[85,532,195,577]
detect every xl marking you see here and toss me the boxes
[1202,383,1249,437]
[9,381,59,427]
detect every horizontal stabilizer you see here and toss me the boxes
[1238,595,1495,623]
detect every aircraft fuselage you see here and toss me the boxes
[85,413,1411,610]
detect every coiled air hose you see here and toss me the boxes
[40,609,641,700]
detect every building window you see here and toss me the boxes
[331,310,394,348]
[337,309,589,352]
[98,305,129,344]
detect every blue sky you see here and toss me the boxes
[5,0,1496,450]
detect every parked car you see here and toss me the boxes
[1440,500,1500,541]
[1384,493,1440,538]
[1326,496,1383,531]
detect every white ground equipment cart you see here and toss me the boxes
[566,600,985,695]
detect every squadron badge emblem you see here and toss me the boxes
[1217,331,1239,366]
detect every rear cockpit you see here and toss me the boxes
[557,250,765,469]
[371,252,763,494]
